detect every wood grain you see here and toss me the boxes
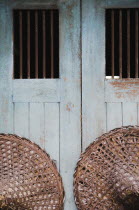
[105,79,139,102]
[29,103,45,148]
[0,5,13,133]
[13,79,60,102]
[45,103,60,170]
[122,102,137,126]
[107,103,122,131]
[59,0,81,209]
[82,0,106,149]
[14,103,29,138]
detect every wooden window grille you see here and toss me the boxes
[106,9,139,79]
[13,9,59,79]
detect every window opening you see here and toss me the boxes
[13,9,59,79]
[106,9,139,79]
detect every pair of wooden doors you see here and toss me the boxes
[0,0,139,210]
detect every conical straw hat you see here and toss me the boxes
[74,126,139,210]
[0,134,64,210]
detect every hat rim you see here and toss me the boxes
[0,133,65,210]
[73,125,139,210]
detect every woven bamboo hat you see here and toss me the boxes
[74,126,139,210]
[0,134,64,210]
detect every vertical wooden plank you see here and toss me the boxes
[60,0,81,209]
[123,102,137,125]
[30,103,45,148]
[0,4,13,133]
[82,0,106,149]
[44,103,59,170]
[14,103,29,138]
[107,103,122,131]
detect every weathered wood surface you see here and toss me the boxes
[0,5,13,133]
[8,0,58,9]
[97,0,139,8]
[59,0,81,209]
[13,103,29,138]
[122,102,138,126]
[1,1,139,210]
[13,102,60,168]
[4,0,81,209]
[30,103,45,147]
[45,103,60,170]
[107,103,122,131]
[83,0,139,147]
[105,0,139,8]
[105,79,139,102]
[13,79,60,103]
[82,0,106,150]
[8,0,71,9]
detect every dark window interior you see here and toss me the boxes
[106,9,139,79]
[13,9,59,79]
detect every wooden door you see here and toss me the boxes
[82,0,139,150]
[0,0,81,209]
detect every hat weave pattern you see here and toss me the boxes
[74,126,139,210]
[0,134,64,210]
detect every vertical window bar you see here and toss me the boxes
[19,11,23,79]
[43,11,46,78]
[51,10,54,78]
[111,10,115,78]
[27,11,30,79]
[127,10,130,78]
[135,10,138,78]
[119,10,122,79]
[35,11,38,79]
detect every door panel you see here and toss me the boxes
[0,1,81,210]
[13,102,60,168]
[82,0,139,151]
